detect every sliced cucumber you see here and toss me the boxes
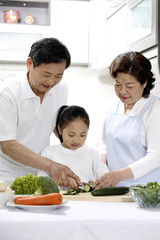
[84,184,91,192]
[63,188,85,195]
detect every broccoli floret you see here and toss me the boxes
[10,174,38,195]
[33,176,60,196]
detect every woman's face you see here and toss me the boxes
[114,72,147,108]
[58,119,88,150]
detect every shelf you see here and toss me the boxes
[0,0,50,25]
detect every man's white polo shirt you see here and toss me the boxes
[0,73,68,180]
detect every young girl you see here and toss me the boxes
[38,105,108,187]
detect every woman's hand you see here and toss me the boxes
[96,167,134,189]
[49,161,81,188]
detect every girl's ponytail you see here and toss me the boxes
[55,105,68,143]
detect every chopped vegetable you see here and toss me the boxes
[14,193,63,205]
[84,184,91,192]
[83,183,96,192]
[10,174,38,195]
[33,176,59,196]
[0,181,8,192]
[63,188,86,195]
[63,182,96,195]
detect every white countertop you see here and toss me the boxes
[0,200,160,240]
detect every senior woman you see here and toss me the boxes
[96,51,160,188]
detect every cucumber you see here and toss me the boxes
[63,188,85,195]
[91,186,129,196]
[84,184,91,192]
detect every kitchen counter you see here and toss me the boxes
[0,193,160,240]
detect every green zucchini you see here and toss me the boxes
[91,186,129,196]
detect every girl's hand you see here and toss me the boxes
[95,167,134,189]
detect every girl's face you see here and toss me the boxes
[58,119,88,150]
[114,72,147,109]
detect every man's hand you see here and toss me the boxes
[49,161,81,188]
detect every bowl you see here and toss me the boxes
[130,185,160,209]
[0,190,14,207]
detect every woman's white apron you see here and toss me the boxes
[106,96,160,186]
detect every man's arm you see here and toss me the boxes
[0,140,81,187]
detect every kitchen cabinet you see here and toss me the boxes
[0,0,50,25]
[88,0,108,70]
[106,3,128,67]
[51,0,89,65]
[0,0,89,64]
[143,47,160,97]
[88,0,128,72]
[0,0,51,62]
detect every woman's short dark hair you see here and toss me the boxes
[109,51,155,97]
[28,37,71,69]
[56,105,90,143]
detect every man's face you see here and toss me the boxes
[27,58,66,96]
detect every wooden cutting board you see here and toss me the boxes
[61,190,133,202]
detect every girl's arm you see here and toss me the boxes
[101,153,107,165]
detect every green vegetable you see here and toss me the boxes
[63,182,96,195]
[63,188,86,195]
[10,174,38,195]
[33,176,59,196]
[130,182,160,206]
[10,175,59,195]
[91,186,129,196]
[83,183,96,192]
[136,182,160,189]
[84,184,91,192]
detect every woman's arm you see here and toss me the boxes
[128,100,160,179]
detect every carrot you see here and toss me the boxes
[14,193,63,205]
[14,196,24,203]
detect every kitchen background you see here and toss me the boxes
[0,0,159,146]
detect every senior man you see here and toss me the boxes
[0,37,80,187]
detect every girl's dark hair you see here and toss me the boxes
[28,37,71,69]
[56,105,90,143]
[109,51,155,98]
